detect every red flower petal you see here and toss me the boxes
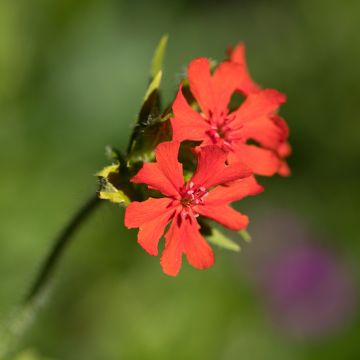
[161,217,184,276]
[188,57,214,116]
[171,86,209,142]
[228,42,261,95]
[234,116,285,150]
[137,211,175,256]
[205,176,264,205]
[125,198,174,228]
[131,163,178,197]
[155,141,184,191]
[187,58,244,117]
[277,141,292,158]
[196,204,249,230]
[232,89,286,126]
[272,115,290,139]
[278,160,291,176]
[190,146,252,188]
[230,144,280,176]
[212,61,244,115]
[161,215,215,276]
[131,141,183,197]
[125,198,176,256]
[183,218,215,271]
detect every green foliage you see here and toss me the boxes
[97,164,131,206]
[239,229,252,242]
[207,228,241,252]
[13,349,54,360]
[150,34,168,79]
[143,70,162,103]
[127,35,171,164]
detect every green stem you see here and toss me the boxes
[24,193,102,305]
[0,194,102,357]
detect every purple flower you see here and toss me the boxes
[245,211,358,339]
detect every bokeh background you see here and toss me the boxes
[1,0,359,359]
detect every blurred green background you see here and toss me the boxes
[1,0,359,359]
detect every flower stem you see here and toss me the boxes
[24,193,102,305]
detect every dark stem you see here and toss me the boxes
[24,193,102,305]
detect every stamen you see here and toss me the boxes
[205,111,235,149]
[180,182,209,212]
[181,209,188,219]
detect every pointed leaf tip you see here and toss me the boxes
[207,228,241,252]
[96,163,120,178]
[151,34,169,78]
[239,229,252,242]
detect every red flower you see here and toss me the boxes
[228,43,291,175]
[227,42,261,96]
[171,55,289,176]
[125,141,262,276]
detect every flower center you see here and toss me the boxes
[179,181,208,218]
[205,111,234,150]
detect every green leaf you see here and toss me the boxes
[126,119,171,164]
[143,70,162,102]
[96,163,120,178]
[207,228,241,252]
[239,229,252,242]
[127,76,171,164]
[126,35,170,164]
[97,164,130,206]
[98,184,130,205]
[150,34,168,79]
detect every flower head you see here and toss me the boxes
[228,42,291,175]
[125,141,262,276]
[171,54,290,176]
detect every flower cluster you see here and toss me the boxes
[172,44,290,176]
[98,39,290,276]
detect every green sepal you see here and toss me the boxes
[238,229,252,242]
[206,228,241,252]
[127,36,171,164]
[150,34,168,79]
[143,70,162,103]
[96,164,130,206]
[126,118,171,164]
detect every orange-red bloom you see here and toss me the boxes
[227,42,261,96]
[228,43,291,175]
[125,141,262,276]
[171,54,289,176]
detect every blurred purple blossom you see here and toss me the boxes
[242,210,358,339]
